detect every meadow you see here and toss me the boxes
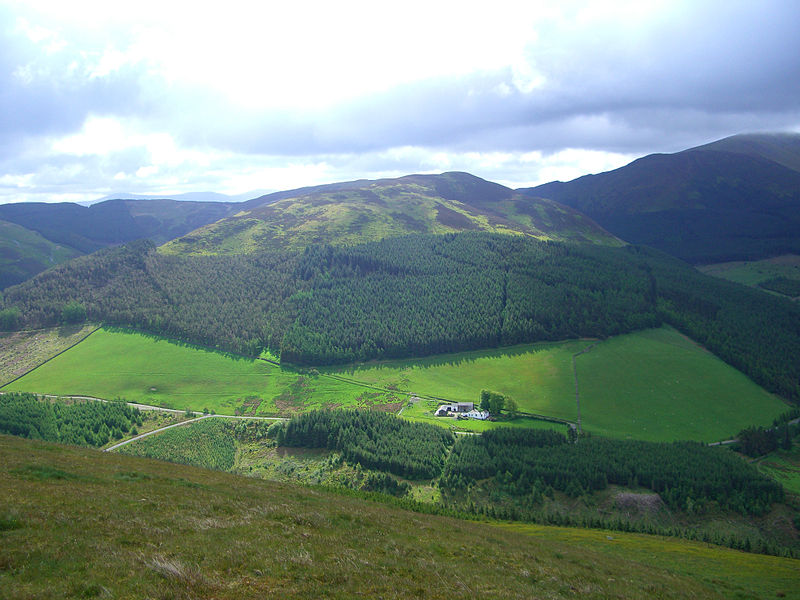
[2,328,401,416]
[330,327,787,441]
[574,327,787,441]
[326,340,586,421]
[699,253,800,287]
[3,326,787,442]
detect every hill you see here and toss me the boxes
[521,133,800,263]
[0,220,81,289]
[0,199,235,287]
[160,172,620,255]
[1,433,798,599]
[694,132,800,173]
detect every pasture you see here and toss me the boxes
[699,254,800,287]
[2,326,787,442]
[329,327,787,442]
[2,328,401,415]
[574,327,787,441]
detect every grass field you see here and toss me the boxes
[699,254,800,288]
[2,434,798,599]
[574,328,788,441]
[329,327,787,441]
[325,340,586,422]
[2,328,401,416]
[3,326,787,441]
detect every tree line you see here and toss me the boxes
[440,428,784,516]
[0,392,142,447]
[274,408,455,480]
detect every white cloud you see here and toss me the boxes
[0,0,798,203]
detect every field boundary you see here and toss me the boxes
[0,324,101,388]
[572,341,600,433]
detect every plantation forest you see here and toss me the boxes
[3,232,799,401]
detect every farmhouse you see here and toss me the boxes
[463,409,490,420]
[433,402,474,417]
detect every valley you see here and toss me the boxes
[2,137,800,595]
[2,325,787,441]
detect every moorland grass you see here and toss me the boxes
[2,328,401,415]
[2,434,798,599]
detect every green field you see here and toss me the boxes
[326,340,585,421]
[699,254,800,288]
[3,326,787,442]
[329,327,787,441]
[2,328,401,416]
[0,324,98,386]
[574,328,787,441]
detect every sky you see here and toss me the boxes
[1,0,799,204]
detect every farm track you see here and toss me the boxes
[104,413,287,452]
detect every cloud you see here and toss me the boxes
[0,0,799,202]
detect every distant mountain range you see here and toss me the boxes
[82,190,270,206]
[520,133,800,263]
[0,199,236,287]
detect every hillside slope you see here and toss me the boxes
[160,172,620,255]
[1,434,798,599]
[0,220,81,289]
[521,133,800,263]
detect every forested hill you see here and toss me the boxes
[520,133,800,263]
[3,232,799,401]
[159,171,621,255]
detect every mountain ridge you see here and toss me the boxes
[521,133,800,263]
[161,171,621,256]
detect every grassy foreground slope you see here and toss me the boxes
[2,328,402,415]
[2,434,798,599]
